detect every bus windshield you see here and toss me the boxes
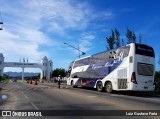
[135,44,155,57]
[66,61,74,77]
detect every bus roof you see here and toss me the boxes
[72,43,153,62]
[73,43,131,62]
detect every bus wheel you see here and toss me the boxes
[105,82,113,93]
[71,80,74,86]
[96,81,103,92]
[71,80,76,88]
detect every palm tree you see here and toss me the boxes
[158,56,160,66]
[106,30,115,50]
[115,28,120,47]
[126,27,133,43]
[132,32,136,43]
[139,33,142,44]
[121,38,124,46]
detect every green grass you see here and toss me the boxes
[1,78,10,83]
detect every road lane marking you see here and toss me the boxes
[24,94,39,110]
[22,92,39,110]
[56,89,143,110]
[88,96,97,98]
[30,101,39,110]
[148,98,160,102]
[132,96,160,103]
[24,94,29,99]
[21,91,24,95]
[110,94,160,103]
[19,83,40,110]
[110,94,121,97]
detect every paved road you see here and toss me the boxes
[0,81,160,119]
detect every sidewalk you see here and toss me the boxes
[22,80,72,89]
[40,82,71,89]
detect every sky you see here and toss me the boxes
[0,0,160,73]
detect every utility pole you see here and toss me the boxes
[78,44,80,59]
[64,42,86,59]
[0,12,3,30]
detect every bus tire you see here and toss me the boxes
[105,82,113,93]
[96,81,103,92]
[71,80,76,88]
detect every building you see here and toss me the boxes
[0,53,53,81]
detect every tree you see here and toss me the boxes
[0,76,2,82]
[154,57,160,90]
[139,33,142,44]
[132,32,136,43]
[106,30,115,50]
[3,74,9,78]
[121,38,124,46]
[52,68,67,77]
[126,27,133,43]
[115,28,120,48]
[126,27,136,43]
[158,56,160,66]
[154,71,160,90]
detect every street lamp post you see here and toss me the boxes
[64,42,86,59]
[0,12,3,30]
[0,21,3,30]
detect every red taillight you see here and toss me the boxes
[131,72,138,84]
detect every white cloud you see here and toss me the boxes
[79,33,95,52]
[0,1,53,64]
[25,0,90,28]
[0,0,114,72]
[62,33,95,56]
[24,0,113,31]
[0,30,48,62]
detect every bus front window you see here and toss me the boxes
[135,44,155,57]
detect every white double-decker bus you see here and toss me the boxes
[67,43,155,93]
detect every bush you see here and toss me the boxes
[0,76,9,83]
[154,71,160,90]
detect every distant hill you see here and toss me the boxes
[4,72,39,77]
